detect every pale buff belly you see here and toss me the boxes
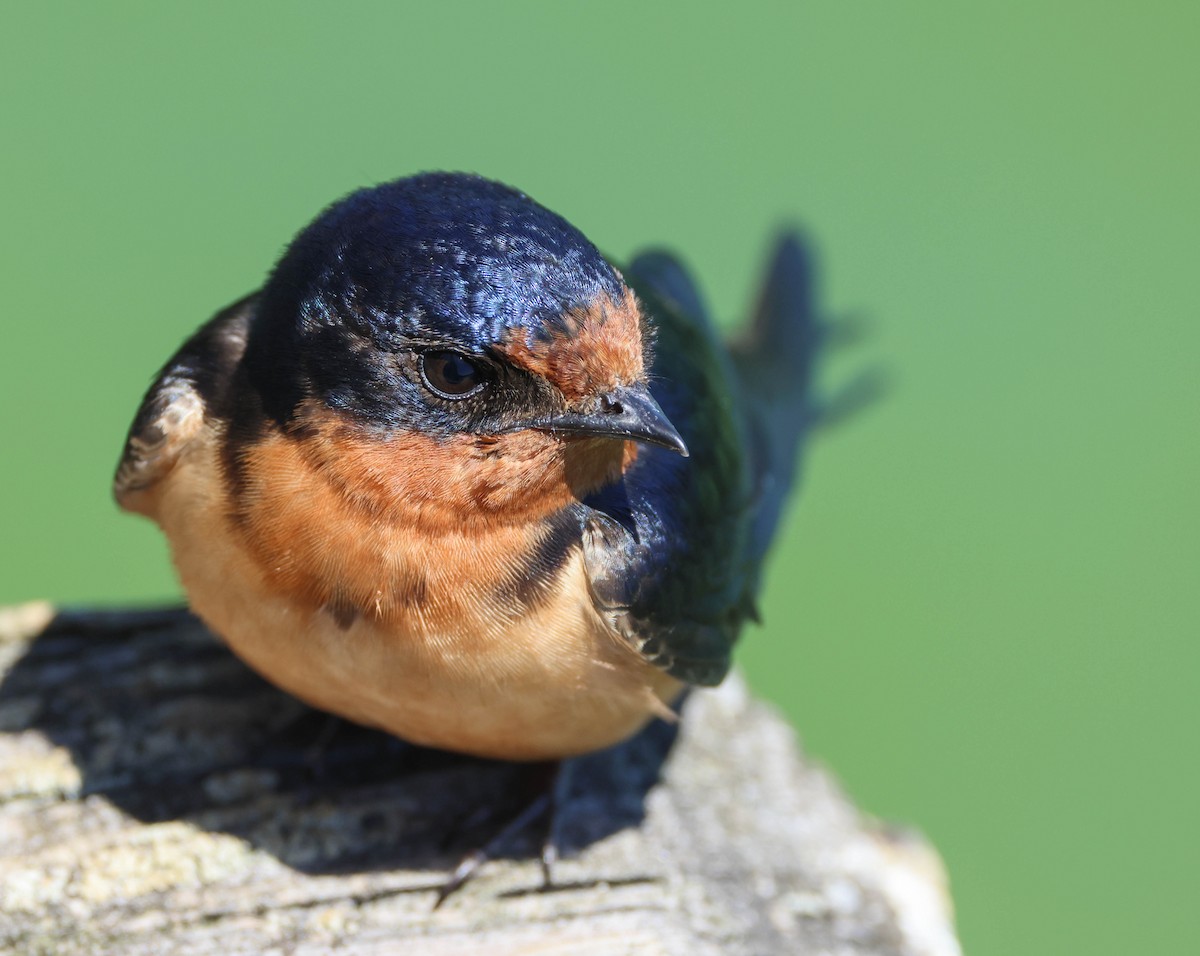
[150,439,681,761]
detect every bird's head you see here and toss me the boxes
[239,172,685,528]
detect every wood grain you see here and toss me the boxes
[0,602,959,955]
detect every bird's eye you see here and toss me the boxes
[420,350,486,399]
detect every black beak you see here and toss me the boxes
[532,384,689,457]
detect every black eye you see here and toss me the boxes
[420,350,486,399]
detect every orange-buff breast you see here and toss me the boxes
[150,413,678,761]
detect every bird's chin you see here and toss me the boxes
[559,433,639,497]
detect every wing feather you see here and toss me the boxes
[114,294,256,516]
[581,255,754,685]
[582,239,824,685]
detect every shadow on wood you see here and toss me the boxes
[0,606,674,879]
[0,602,961,955]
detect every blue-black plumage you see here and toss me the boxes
[115,169,828,751]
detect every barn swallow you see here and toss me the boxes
[114,172,825,893]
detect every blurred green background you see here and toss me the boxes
[2,3,1196,953]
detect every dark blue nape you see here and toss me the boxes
[259,172,624,352]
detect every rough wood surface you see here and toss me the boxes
[0,602,960,955]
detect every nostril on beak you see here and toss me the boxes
[537,386,687,456]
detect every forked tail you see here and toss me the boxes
[729,232,831,565]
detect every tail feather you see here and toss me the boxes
[729,231,827,564]
[814,365,889,431]
[730,230,823,406]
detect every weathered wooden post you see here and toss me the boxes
[0,603,959,955]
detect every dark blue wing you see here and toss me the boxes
[580,238,824,686]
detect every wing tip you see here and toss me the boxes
[626,248,711,323]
